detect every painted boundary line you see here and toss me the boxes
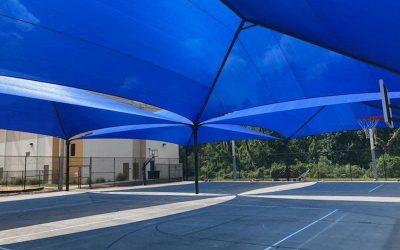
[91,191,226,197]
[245,194,400,203]
[264,209,338,250]
[368,183,385,193]
[239,182,316,196]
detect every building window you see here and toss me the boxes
[25,152,30,156]
[70,143,76,156]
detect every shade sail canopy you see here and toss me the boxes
[223,0,400,74]
[2,0,400,124]
[1,1,400,141]
[0,0,240,121]
[205,93,400,139]
[199,27,400,121]
[0,76,182,139]
[81,124,275,146]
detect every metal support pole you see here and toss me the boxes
[89,157,92,189]
[193,126,199,194]
[369,129,378,180]
[23,155,27,190]
[231,140,237,180]
[142,159,147,186]
[66,140,70,191]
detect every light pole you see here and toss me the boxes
[231,140,237,180]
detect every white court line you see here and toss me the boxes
[245,194,400,203]
[264,209,338,250]
[368,183,385,193]
[216,203,326,210]
[91,191,225,197]
[239,182,316,195]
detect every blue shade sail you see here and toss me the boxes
[0,76,182,139]
[0,1,400,141]
[200,26,400,121]
[223,0,400,74]
[0,0,240,121]
[205,93,400,138]
[81,124,275,146]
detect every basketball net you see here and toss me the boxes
[357,116,382,139]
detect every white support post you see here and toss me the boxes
[369,128,378,180]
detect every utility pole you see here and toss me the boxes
[231,140,237,180]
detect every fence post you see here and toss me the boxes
[168,163,171,180]
[58,156,63,191]
[317,162,320,181]
[89,157,92,189]
[5,171,8,187]
[113,157,116,186]
[23,155,27,190]
[383,152,387,180]
[38,170,41,187]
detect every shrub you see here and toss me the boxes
[290,162,309,178]
[270,163,286,179]
[116,173,128,181]
[27,178,40,185]
[10,177,23,185]
[201,165,216,179]
[348,165,366,178]
[246,167,268,179]
[95,178,106,183]
[377,154,400,178]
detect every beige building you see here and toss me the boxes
[0,130,181,184]
[0,96,182,184]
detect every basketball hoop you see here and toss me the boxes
[357,116,383,139]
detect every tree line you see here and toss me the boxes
[181,128,400,180]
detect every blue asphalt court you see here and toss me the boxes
[0,181,400,250]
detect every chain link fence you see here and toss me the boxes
[0,156,182,191]
[182,148,399,181]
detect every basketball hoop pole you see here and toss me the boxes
[369,129,378,180]
[358,116,381,180]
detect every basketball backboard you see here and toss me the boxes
[379,79,394,128]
